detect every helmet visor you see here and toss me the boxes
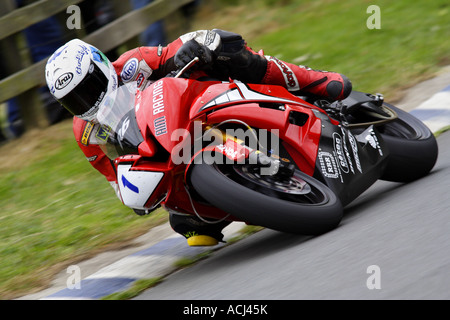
[59,62,109,120]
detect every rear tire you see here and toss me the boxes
[378,104,438,182]
[190,163,343,235]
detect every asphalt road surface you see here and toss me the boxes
[135,132,450,300]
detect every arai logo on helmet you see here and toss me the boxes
[121,58,139,82]
[55,72,74,90]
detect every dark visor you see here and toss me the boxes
[59,62,109,118]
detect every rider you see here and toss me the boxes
[45,29,352,246]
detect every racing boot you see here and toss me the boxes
[262,56,352,101]
[168,210,231,247]
[186,234,220,247]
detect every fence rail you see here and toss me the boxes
[0,0,193,126]
[0,0,84,40]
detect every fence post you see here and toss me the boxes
[0,0,47,131]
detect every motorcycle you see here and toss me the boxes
[93,58,438,235]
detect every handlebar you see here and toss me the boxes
[174,57,200,79]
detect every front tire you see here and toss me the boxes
[190,163,343,235]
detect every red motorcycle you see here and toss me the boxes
[95,59,438,235]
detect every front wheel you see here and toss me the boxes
[189,163,343,235]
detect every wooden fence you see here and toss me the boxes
[0,0,193,129]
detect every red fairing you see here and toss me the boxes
[188,81,326,175]
[135,78,214,154]
[206,105,322,176]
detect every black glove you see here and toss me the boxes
[174,39,214,69]
[164,70,178,78]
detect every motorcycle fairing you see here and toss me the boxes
[113,155,169,210]
[314,108,389,205]
[114,154,233,220]
[188,80,344,176]
[196,81,309,113]
[117,163,164,209]
[135,78,213,155]
[204,101,323,176]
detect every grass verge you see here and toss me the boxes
[434,125,450,137]
[1,0,449,299]
[101,277,164,300]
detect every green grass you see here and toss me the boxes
[172,250,214,269]
[1,0,450,299]
[434,125,450,137]
[101,277,163,300]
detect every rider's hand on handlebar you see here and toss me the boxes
[174,39,214,70]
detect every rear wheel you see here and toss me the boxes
[190,162,343,235]
[378,103,438,182]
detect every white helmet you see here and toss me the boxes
[45,39,118,122]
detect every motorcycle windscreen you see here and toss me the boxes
[94,83,144,159]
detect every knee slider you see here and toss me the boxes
[326,74,352,100]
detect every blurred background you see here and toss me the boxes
[0,0,449,299]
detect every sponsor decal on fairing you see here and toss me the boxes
[366,128,384,156]
[152,80,165,115]
[318,151,340,180]
[154,116,167,137]
[333,132,350,174]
